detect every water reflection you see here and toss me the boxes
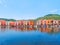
[0,26,60,33]
[38,27,60,33]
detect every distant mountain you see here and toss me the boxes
[36,14,60,20]
[0,18,16,21]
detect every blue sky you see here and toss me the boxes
[0,0,60,20]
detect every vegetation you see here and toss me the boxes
[36,14,60,20]
[0,18,16,21]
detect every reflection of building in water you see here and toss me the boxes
[52,27,60,32]
[38,27,60,33]
[38,27,52,32]
[9,27,17,31]
[17,27,36,31]
[0,26,60,33]
[0,26,7,32]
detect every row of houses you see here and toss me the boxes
[0,20,34,27]
[37,20,60,26]
[0,20,60,27]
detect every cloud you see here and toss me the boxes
[49,9,60,13]
[0,0,7,7]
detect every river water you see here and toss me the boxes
[0,27,60,45]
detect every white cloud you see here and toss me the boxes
[50,9,60,13]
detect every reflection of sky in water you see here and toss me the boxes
[0,27,60,45]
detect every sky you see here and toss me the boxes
[0,0,60,20]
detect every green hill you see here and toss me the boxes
[0,18,16,21]
[36,14,60,20]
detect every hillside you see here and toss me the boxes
[0,18,16,21]
[36,14,60,20]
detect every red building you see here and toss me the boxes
[9,21,17,27]
[0,20,6,26]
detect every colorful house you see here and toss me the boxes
[53,20,58,25]
[29,20,34,26]
[36,20,42,25]
[58,20,60,25]
[17,20,24,26]
[23,20,28,25]
[17,20,34,27]
[0,20,6,26]
[9,21,17,27]
[36,20,44,28]
[36,20,53,25]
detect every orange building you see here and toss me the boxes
[9,21,17,27]
[0,20,6,26]
[29,20,34,26]
[37,20,53,25]
[17,20,34,27]
[45,20,53,25]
